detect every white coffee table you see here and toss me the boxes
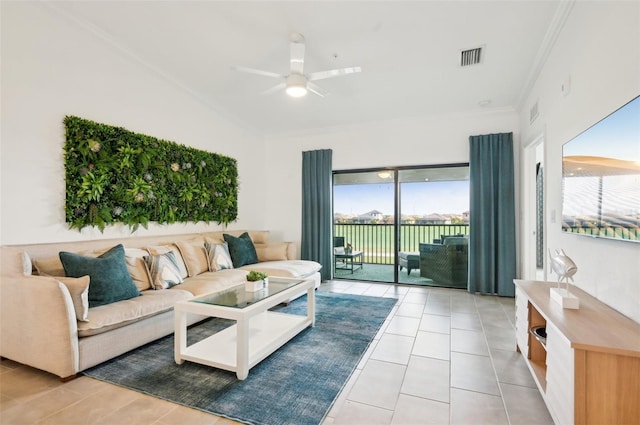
[174,277,315,380]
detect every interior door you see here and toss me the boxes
[523,136,546,281]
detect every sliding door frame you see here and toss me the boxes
[333,162,469,284]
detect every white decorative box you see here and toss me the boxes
[550,287,579,309]
[245,278,268,292]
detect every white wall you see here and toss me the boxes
[0,2,266,245]
[263,109,520,243]
[519,1,640,322]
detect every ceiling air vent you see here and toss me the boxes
[459,46,483,67]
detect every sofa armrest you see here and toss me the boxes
[0,275,79,379]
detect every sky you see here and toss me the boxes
[334,180,470,216]
[563,95,639,161]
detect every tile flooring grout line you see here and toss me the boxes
[474,294,514,425]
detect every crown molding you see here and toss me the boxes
[37,1,257,136]
[515,0,576,111]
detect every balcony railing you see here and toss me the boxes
[334,223,470,264]
[562,224,639,241]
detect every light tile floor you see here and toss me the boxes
[0,280,554,425]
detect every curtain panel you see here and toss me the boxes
[301,149,332,281]
[468,133,516,296]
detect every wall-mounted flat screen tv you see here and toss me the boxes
[562,95,640,242]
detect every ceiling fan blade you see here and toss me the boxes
[289,33,305,75]
[307,82,327,98]
[307,66,362,81]
[231,65,284,79]
[261,82,286,96]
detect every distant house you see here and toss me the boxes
[354,210,384,224]
[401,215,417,224]
[462,211,470,223]
[416,213,451,224]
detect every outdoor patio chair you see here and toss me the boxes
[419,236,468,288]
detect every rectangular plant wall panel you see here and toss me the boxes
[64,116,238,231]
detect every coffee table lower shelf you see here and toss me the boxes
[175,277,315,380]
[178,312,311,377]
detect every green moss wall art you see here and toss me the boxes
[64,116,238,232]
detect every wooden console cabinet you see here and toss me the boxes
[514,280,640,425]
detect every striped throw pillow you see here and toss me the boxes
[144,251,184,290]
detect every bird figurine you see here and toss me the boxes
[548,249,578,291]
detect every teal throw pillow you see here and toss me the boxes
[223,232,258,268]
[59,244,140,308]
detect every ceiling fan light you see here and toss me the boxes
[286,85,308,97]
[285,73,308,98]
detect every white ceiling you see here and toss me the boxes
[49,1,565,136]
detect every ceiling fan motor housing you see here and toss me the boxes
[286,73,308,97]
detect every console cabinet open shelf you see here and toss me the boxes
[514,280,640,425]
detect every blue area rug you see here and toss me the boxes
[83,292,397,425]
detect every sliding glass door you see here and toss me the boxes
[397,167,470,286]
[333,170,396,282]
[333,164,469,287]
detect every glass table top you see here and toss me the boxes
[191,277,305,309]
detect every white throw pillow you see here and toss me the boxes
[144,252,184,290]
[124,248,153,291]
[145,245,188,279]
[204,241,234,271]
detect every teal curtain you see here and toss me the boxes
[468,133,516,296]
[301,149,332,281]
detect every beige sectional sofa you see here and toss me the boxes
[0,230,321,380]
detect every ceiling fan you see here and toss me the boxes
[231,33,362,98]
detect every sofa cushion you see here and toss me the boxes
[204,230,269,245]
[204,241,234,271]
[54,275,90,322]
[175,237,209,277]
[255,242,289,262]
[144,251,185,290]
[224,232,259,268]
[239,260,321,279]
[60,244,140,308]
[171,269,249,297]
[123,248,153,291]
[33,255,65,277]
[247,231,269,244]
[145,244,188,279]
[77,289,193,337]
